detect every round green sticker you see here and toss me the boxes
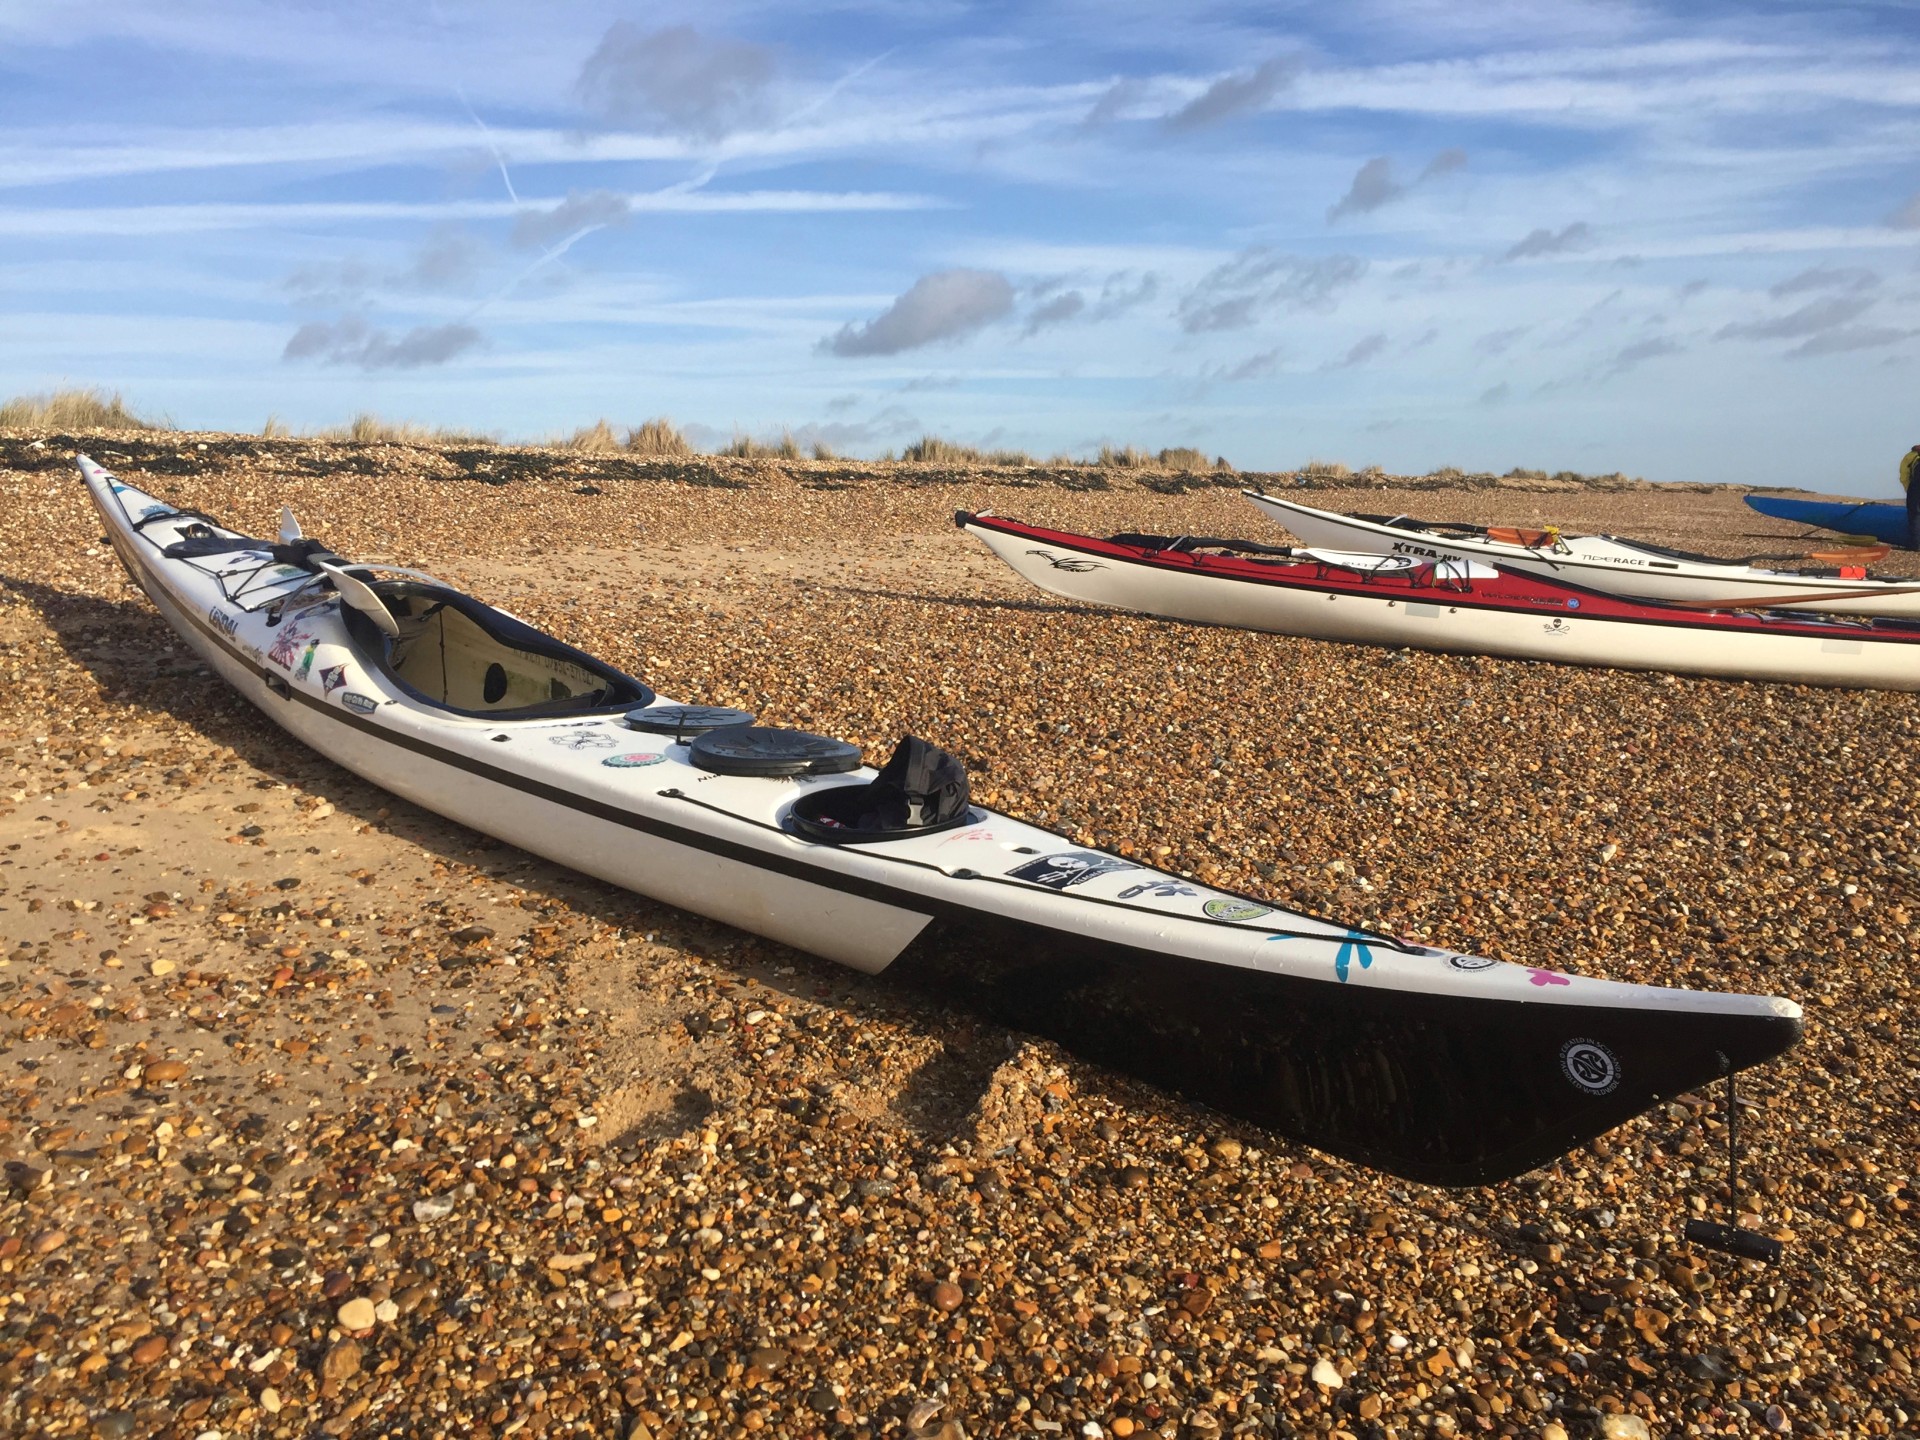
[1204,898,1272,922]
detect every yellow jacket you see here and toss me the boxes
[1905,448,1920,494]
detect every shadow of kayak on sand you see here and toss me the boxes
[2,574,1292,1169]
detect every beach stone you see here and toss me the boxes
[320,1338,362,1383]
[144,1059,187,1083]
[335,1296,377,1332]
[1599,1420,1650,1440]
[1310,1358,1343,1389]
[930,1280,964,1311]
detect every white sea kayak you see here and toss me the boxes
[1246,490,1920,618]
[960,510,1920,691]
[78,455,1803,1186]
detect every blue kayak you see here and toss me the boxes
[1744,494,1911,549]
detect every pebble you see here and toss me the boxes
[1599,1418,1651,1440]
[3,441,1915,1440]
[1204,1136,1242,1164]
[930,1280,964,1311]
[320,1339,363,1384]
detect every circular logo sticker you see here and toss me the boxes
[1446,953,1497,972]
[1204,898,1273,922]
[603,752,665,768]
[1559,1038,1622,1096]
[549,730,618,750]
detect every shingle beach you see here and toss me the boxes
[1,434,1914,1440]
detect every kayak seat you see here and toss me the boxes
[790,736,975,843]
[342,581,653,719]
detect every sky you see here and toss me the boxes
[3,1,1920,487]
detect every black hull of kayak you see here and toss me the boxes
[884,918,1799,1186]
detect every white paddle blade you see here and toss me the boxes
[314,559,401,639]
[278,506,303,544]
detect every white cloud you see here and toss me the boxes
[1787,325,1911,358]
[1608,335,1684,372]
[822,270,1017,356]
[1177,250,1367,332]
[1324,333,1389,369]
[1718,294,1876,341]
[0,190,943,237]
[1503,223,1592,261]
[283,316,484,369]
[1163,58,1296,132]
[575,24,778,141]
[1769,265,1877,297]
[1023,291,1086,336]
[510,191,632,251]
[1328,158,1405,221]
[1327,149,1466,221]
[1082,77,1153,126]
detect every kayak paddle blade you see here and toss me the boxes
[314,558,401,639]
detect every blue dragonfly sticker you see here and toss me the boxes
[1266,929,1378,983]
[1333,931,1375,984]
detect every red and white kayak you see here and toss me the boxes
[1246,489,1920,618]
[959,510,1920,690]
[76,455,1805,1186]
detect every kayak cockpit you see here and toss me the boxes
[342,581,653,719]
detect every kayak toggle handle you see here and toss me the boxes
[1682,1060,1782,1264]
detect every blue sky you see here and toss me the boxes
[3,0,1919,487]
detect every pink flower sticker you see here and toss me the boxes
[1527,968,1571,987]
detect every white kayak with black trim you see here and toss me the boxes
[1246,489,1920,618]
[80,456,1801,1186]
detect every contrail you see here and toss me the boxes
[461,222,615,322]
[457,83,519,204]
[780,49,894,129]
[425,0,518,203]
